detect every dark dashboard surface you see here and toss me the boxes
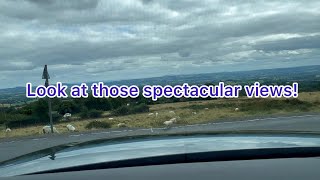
[4,157,320,180]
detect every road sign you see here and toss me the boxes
[42,65,50,80]
[42,65,54,133]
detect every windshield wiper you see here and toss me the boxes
[25,146,320,175]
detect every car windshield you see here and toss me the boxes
[0,0,320,175]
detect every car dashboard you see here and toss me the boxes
[3,157,320,180]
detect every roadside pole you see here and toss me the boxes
[42,65,54,133]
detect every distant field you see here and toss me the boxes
[1,91,320,139]
[0,104,11,107]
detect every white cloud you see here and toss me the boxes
[0,0,319,88]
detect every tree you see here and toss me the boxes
[84,96,113,111]
[32,98,49,122]
[57,100,80,114]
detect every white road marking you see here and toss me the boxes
[32,138,47,141]
[90,132,110,135]
[69,134,84,137]
[110,131,122,133]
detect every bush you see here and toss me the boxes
[111,103,149,116]
[57,100,81,114]
[3,114,38,128]
[112,105,130,116]
[240,99,312,112]
[51,111,62,122]
[79,108,103,119]
[88,109,103,118]
[84,96,113,111]
[79,107,89,119]
[85,120,111,129]
[130,103,149,113]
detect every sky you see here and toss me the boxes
[0,0,320,89]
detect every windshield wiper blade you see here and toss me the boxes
[25,146,320,176]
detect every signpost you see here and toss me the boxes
[42,65,54,133]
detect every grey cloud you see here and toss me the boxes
[27,0,98,10]
[0,61,36,71]
[178,50,191,57]
[17,39,181,65]
[141,0,153,4]
[175,12,320,42]
[0,0,176,25]
[254,35,320,51]
[86,66,125,73]
[0,0,320,88]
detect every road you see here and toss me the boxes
[0,114,319,163]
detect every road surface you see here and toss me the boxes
[0,114,319,163]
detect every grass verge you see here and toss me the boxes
[1,91,320,139]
